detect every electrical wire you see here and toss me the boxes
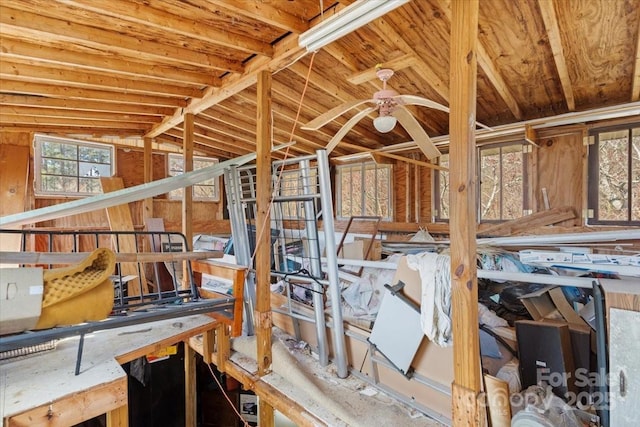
[250,51,318,267]
[206,362,251,427]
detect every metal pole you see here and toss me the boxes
[224,166,255,335]
[300,158,329,367]
[316,149,348,378]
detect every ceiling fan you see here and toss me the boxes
[301,68,450,160]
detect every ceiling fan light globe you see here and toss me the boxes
[373,115,397,133]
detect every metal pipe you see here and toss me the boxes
[301,158,329,367]
[317,149,349,378]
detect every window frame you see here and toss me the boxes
[335,161,393,221]
[433,140,529,223]
[587,122,640,226]
[34,134,115,197]
[477,140,528,223]
[167,153,220,202]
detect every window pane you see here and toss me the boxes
[79,161,110,177]
[340,168,353,217]
[438,154,450,219]
[598,130,629,221]
[41,158,77,176]
[480,148,501,220]
[364,167,377,216]
[79,146,111,164]
[377,166,390,218]
[79,177,102,194]
[42,141,77,160]
[42,175,78,192]
[632,128,640,221]
[501,148,523,220]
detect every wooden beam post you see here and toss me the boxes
[182,113,194,290]
[143,137,153,220]
[184,341,197,427]
[449,0,485,425]
[256,69,274,427]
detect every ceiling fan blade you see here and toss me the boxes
[395,94,450,114]
[326,106,378,154]
[397,94,493,130]
[392,106,441,160]
[301,99,375,130]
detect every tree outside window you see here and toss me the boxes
[35,135,113,196]
[434,142,526,222]
[588,124,640,225]
[336,162,392,220]
[167,154,219,201]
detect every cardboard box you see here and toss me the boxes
[0,268,44,335]
[519,286,587,326]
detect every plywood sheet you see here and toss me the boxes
[0,144,29,266]
[101,176,147,297]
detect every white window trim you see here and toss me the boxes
[34,134,115,197]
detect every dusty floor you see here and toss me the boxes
[231,328,445,426]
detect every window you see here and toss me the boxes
[588,124,640,225]
[168,154,219,201]
[34,135,114,196]
[478,142,526,221]
[434,153,450,221]
[433,141,527,222]
[273,167,317,219]
[336,162,392,220]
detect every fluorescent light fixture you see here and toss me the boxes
[299,0,410,52]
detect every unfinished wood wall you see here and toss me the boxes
[0,133,227,237]
[393,155,432,224]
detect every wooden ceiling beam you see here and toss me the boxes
[369,17,450,102]
[166,128,248,157]
[59,0,273,56]
[0,95,174,116]
[0,114,151,130]
[0,39,219,86]
[347,54,418,85]
[145,31,306,138]
[271,73,382,143]
[437,1,523,120]
[0,106,163,123]
[205,0,309,33]
[233,91,352,156]
[0,80,188,108]
[476,44,523,119]
[0,61,204,98]
[537,0,576,111]
[0,5,244,74]
[161,130,236,159]
[0,126,143,136]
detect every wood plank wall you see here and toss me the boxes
[0,133,226,239]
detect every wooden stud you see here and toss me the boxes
[143,137,153,221]
[449,0,484,425]
[256,69,275,427]
[184,341,197,427]
[182,113,194,290]
[106,404,129,427]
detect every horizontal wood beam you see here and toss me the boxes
[0,94,175,116]
[0,38,219,86]
[0,4,243,73]
[0,61,204,98]
[60,0,273,56]
[0,80,187,107]
[206,0,309,33]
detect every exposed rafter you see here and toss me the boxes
[206,0,310,33]
[58,0,274,56]
[538,0,576,111]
